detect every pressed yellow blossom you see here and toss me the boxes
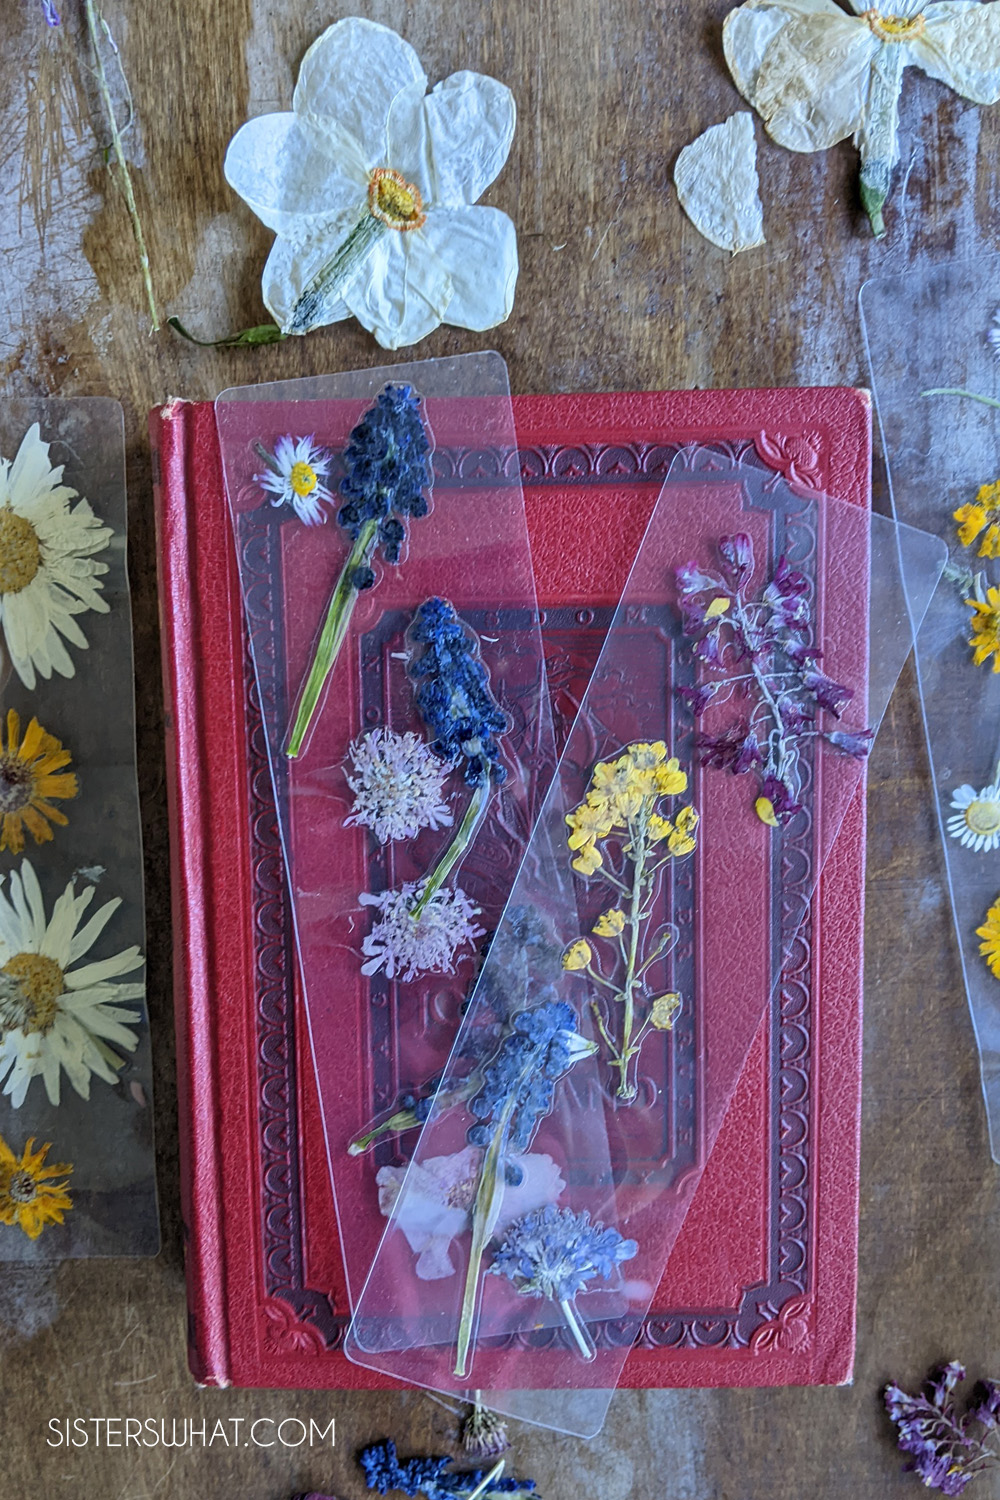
[704,596,730,620]
[668,806,699,857]
[571,841,603,878]
[562,939,592,972]
[649,994,681,1031]
[978,898,1000,980]
[592,908,626,937]
[756,796,780,828]
[653,758,688,797]
[967,587,1000,672]
[624,741,669,770]
[0,1133,72,1240]
[0,710,78,855]
[565,801,614,850]
[956,482,1000,558]
[648,814,674,843]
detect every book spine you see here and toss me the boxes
[151,401,232,1388]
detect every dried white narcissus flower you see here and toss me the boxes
[674,112,766,254]
[723,0,1000,238]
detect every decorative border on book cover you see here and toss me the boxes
[240,437,827,1357]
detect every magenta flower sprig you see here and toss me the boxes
[885,1362,1000,1495]
[675,533,872,826]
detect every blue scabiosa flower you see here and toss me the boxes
[285,384,432,757]
[358,1439,535,1499]
[404,597,509,921]
[490,1203,637,1361]
[454,999,596,1381]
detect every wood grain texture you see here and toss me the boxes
[1,2,999,1497]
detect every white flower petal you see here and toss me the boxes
[293,18,426,172]
[420,206,518,331]
[343,231,453,350]
[67,895,121,964]
[224,113,367,243]
[724,0,877,151]
[64,947,144,989]
[388,71,516,208]
[674,113,766,255]
[913,5,1000,105]
[260,233,356,335]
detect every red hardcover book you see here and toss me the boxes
[152,388,870,1391]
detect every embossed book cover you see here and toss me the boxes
[151,388,870,1390]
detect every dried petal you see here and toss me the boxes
[674,113,766,254]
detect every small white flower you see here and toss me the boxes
[359,881,482,982]
[947,780,1000,852]
[255,434,334,525]
[344,729,453,844]
[224,17,518,349]
[377,1145,565,1280]
[0,424,112,690]
[0,860,144,1108]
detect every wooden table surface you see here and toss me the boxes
[2,2,998,1497]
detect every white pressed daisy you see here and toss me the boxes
[255,434,334,526]
[223,17,518,349]
[0,860,144,1108]
[0,424,112,690]
[948,779,1000,853]
[344,729,453,844]
[359,881,482,982]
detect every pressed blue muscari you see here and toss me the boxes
[285,384,431,757]
[408,598,508,787]
[359,1440,535,1499]
[466,998,591,1153]
[491,1204,638,1302]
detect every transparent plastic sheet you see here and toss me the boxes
[215,354,559,1306]
[0,399,157,1261]
[861,258,1000,1161]
[345,446,946,1436]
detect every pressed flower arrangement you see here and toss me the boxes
[0,401,156,1260]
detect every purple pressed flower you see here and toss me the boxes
[971,1382,1000,1429]
[732,729,764,775]
[718,532,754,587]
[765,554,809,599]
[679,596,711,635]
[693,630,723,665]
[40,0,60,22]
[784,636,823,668]
[779,696,814,735]
[698,722,751,771]
[826,729,874,759]
[676,561,722,595]
[885,1362,1000,1496]
[676,683,716,716]
[760,774,802,820]
[802,669,853,718]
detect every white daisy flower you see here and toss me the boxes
[255,434,335,526]
[947,780,1000,853]
[0,860,144,1108]
[223,17,518,349]
[359,881,482,982]
[0,423,112,690]
[344,729,453,844]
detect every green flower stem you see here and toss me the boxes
[465,1460,506,1500]
[411,777,490,921]
[347,1083,470,1155]
[287,215,387,335]
[857,43,905,238]
[454,1094,517,1380]
[168,317,285,348]
[286,519,379,758]
[84,0,159,330]
[608,812,650,1103]
[558,1297,597,1362]
[923,389,1000,410]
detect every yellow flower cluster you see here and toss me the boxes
[955,481,1000,559]
[564,741,697,876]
[966,586,1000,673]
[0,1133,73,1240]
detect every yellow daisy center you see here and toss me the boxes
[0,953,65,1033]
[0,753,35,814]
[863,9,926,41]
[0,506,42,595]
[368,168,427,232]
[965,799,1000,838]
[6,1169,37,1205]
[289,461,318,498]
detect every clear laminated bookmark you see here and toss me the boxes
[216,353,557,1306]
[862,256,1000,1161]
[0,398,157,1260]
[345,444,945,1437]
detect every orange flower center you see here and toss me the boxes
[966,800,1000,837]
[7,1169,37,1204]
[863,9,925,41]
[368,168,426,232]
[0,953,65,1033]
[0,753,34,814]
[0,507,42,595]
[289,461,318,498]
